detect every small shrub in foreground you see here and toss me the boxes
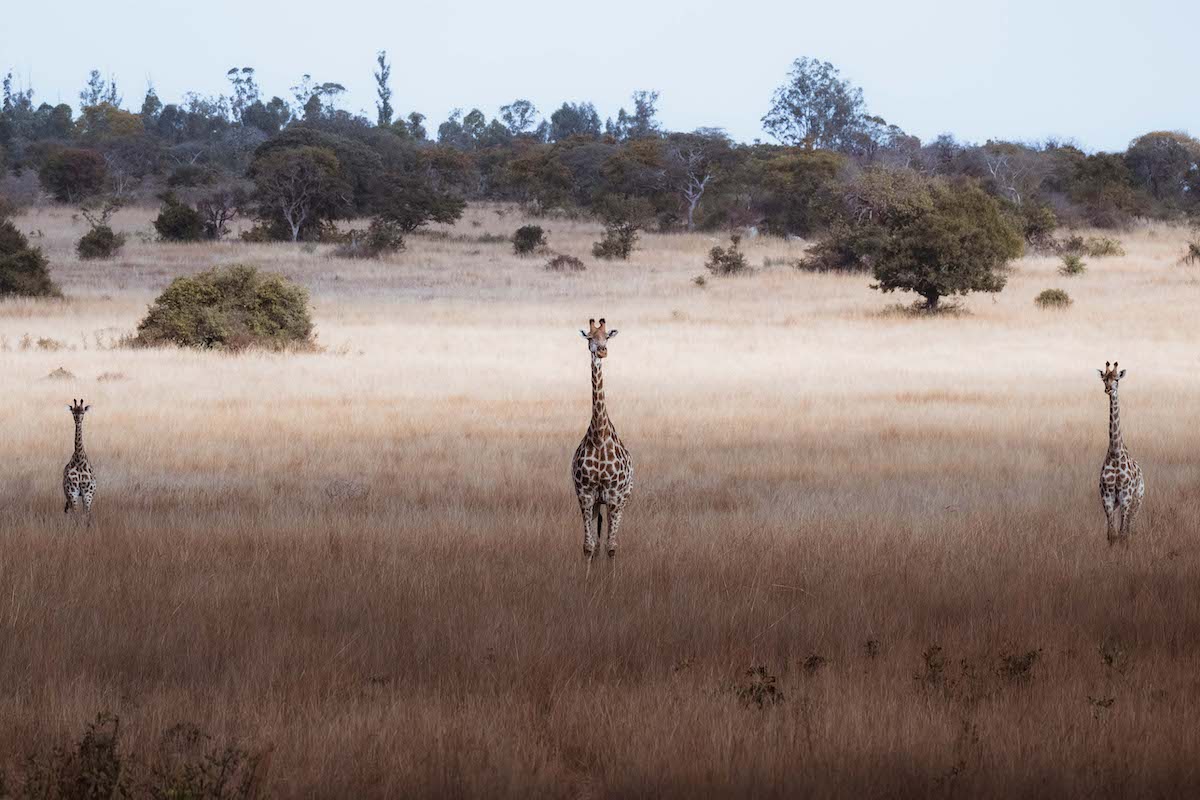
[545,253,584,272]
[1058,254,1086,276]
[1035,288,1072,309]
[705,234,751,276]
[132,264,314,350]
[512,224,547,255]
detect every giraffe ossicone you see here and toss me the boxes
[63,398,97,522]
[1097,361,1145,545]
[572,318,634,570]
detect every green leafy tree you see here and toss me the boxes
[871,178,1023,310]
[39,148,108,202]
[249,146,349,241]
[374,51,394,127]
[762,57,865,151]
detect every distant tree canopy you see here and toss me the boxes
[0,58,1194,241]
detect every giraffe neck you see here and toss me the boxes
[1108,389,1124,455]
[589,355,611,435]
[74,417,86,458]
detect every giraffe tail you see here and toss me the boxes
[593,501,605,542]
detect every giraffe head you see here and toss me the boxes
[1097,361,1126,395]
[579,318,618,359]
[66,398,91,420]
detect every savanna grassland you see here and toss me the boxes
[2,205,1200,797]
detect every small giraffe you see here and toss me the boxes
[572,318,634,571]
[62,398,97,521]
[1097,362,1145,545]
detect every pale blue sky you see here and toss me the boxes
[2,0,1195,151]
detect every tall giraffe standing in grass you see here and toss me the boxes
[63,399,97,522]
[572,318,634,574]
[1098,362,1145,545]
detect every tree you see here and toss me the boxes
[762,57,865,151]
[226,67,260,122]
[1124,131,1200,206]
[374,51,394,127]
[371,170,465,233]
[79,69,120,109]
[249,146,349,241]
[549,102,601,141]
[665,130,730,231]
[870,177,1023,310]
[39,148,108,202]
[499,99,539,137]
[607,91,661,141]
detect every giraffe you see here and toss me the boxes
[1097,362,1145,545]
[572,318,634,573]
[62,398,97,521]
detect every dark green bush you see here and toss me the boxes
[1019,203,1058,249]
[870,178,1023,311]
[1183,239,1200,266]
[1035,288,1072,308]
[1055,234,1124,258]
[512,224,547,255]
[154,194,205,242]
[705,234,751,276]
[132,264,314,350]
[76,225,126,260]
[0,213,61,298]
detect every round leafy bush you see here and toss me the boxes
[132,264,314,350]
[512,225,547,255]
[0,216,61,298]
[1035,288,1072,309]
[153,194,205,242]
[76,226,126,260]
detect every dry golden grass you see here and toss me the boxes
[2,205,1200,796]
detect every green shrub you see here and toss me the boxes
[592,221,639,260]
[132,264,314,350]
[334,218,407,259]
[154,193,205,242]
[1035,288,1072,308]
[870,178,1023,311]
[545,253,585,272]
[76,225,126,260]
[1059,254,1087,276]
[512,224,547,255]
[705,234,752,276]
[0,214,61,298]
[38,147,107,202]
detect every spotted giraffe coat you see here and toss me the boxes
[63,401,96,515]
[572,330,633,558]
[1098,367,1144,543]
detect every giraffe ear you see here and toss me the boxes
[1096,369,1105,378]
[1117,369,1126,379]
[606,329,618,338]
[65,405,72,412]
[579,330,589,339]
[84,405,92,412]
